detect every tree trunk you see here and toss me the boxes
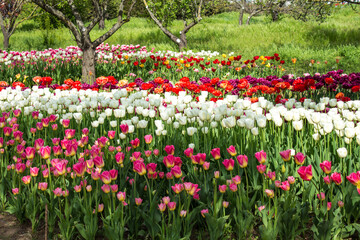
[271,10,279,22]
[99,17,105,30]
[179,33,188,51]
[3,32,9,50]
[246,14,253,25]
[239,8,244,25]
[82,47,96,84]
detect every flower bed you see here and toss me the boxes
[0,84,360,239]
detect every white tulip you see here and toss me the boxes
[337,147,347,158]
[293,120,303,131]
[251,127,259,136]
[91,121,99,128]
[110,121,117,128]
[312,133,320,141]
[187,127,197,136]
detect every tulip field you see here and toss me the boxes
[1,45,360,240]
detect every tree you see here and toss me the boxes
[31,0,137,83]
[143,0,204,51]
[232,0,268,25]
[0,0,38,50]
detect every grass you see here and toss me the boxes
[1,6,360,73]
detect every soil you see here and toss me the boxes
[0,213,32,240]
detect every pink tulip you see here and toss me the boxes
[82,128,89,136]
[93,156,104,168]
[294,152,306,165]
[38,182,48,191]
[34,138,44,151]
[338,201,344,208]
[255,150,267,164]
[203,161,210,170]
[51,124,58,131]
[159,172,165,179]
[201,209,208,217]
[288,176,295,184]
[275,180,281,188]
[346,171,360,188]
[3,127,12,136]
[144,150,152,157]
[222,201,229,208]
[54,160,67,175]
[331,172,342,185]
[108,131,116,140]
[153,149,159,156]
[13,131,23,142]
[15,163,26,173]
[13,109,21,117]
[101,171,112,184]
[101,184,111,193]
[39,146,52,159]
[120,124,129,134]
[280,181,290,191]
[135,198,143,206]
[115,152,125,165]
[74,185,82,192]
[12,188,19,195]
[146,163,157,174]
[130,138,140,148]
[62,119,70,128]
[214,171,220,179]
[163,155,175,168]
[257,164,267,174]
[42,168,49,178]
[171,166,182,178]
[188,184,200,196]
[171,183,184,194]
[219,185,227,193]
[324,176,331,185]
[164,145,175,155]
[327,202,332,211]
[320,161,332,175]
[25,147,36,160]
[52,138,60,146]
[41,118,50,127]
[222,159,234,171]
[297,165,313,181]
[162,196,170,205]
[229,183,238,192]
[168,202,176,211]
[30,167,39,177]
[232,175,241,185]
[265,189,274,198]
[109,169,118,180]
[110,185,118,193]
[92,171,101,181]
[158,203,166,212]
[192,153,206,165]
[65,143,77,157]
[98,204,104,212]
[226,145,237,156]
[53,187,63,197]
[86,185,92,192]
[280,150,291,162]
[211,148,221,160]
[184,147,193,157]
[22,175,31,185]
[180,210,187,217]
[317,192,325,201]
[133,160,146,175]
[236,155,248,168]
[144,135,153,144]
[132,152,142,161]
[166,172,173,179]
[267,171,276,181]
[73,162,86,177]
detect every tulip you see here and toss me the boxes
[324,176,331,185]
[135,198,143,206]
[229,183,238,192]
[320,161,332,174]
[120,124,129,134]
[117,191,126,201]
[180,210,187,217]
[338,201,344,208]
[267,171,276,181]
[86,185,92,192]
[317,192,325,201]
[144,135,153,144]
[42,168,49,178]
[337,148,348,158]
[22,175,31,185]
[168,202,176,211]
[164,145,175,155]
[74,185,82,192]
[347,171,360,188]
[211,148,221,160]
[73,162,86,177]
[219,185,227,193]
[201,209,209,217]
[255,150,267,164]
[163,155,175,168]
[327,202,332,211]
[110,185,118,193]
[65,143,77,157]
[101,171,112,184]
[153,149,159,156]
[53,188,63,197]
[294,152,306,165]
[297,165,313,181]
[93,156,104,168]
[280,181,290,191]
[166,172,173,179]
[108,130,116,140]
[203,161,210,170]
[133,160,146,176]
[214,171,220,179]
[51,124,58,131]
[280,150,291,162]
[109,169,118,180]
[98,204,104,212]
[12,188,19,195]
[288,176,295,184]
[171,166,182,178]
[184,148,193,157]
[115,152,125,165]
[158,203,166,212]
[130,138,140,148]
[275,180,281,188]
[236,155,248,168]
[30,167,39,177]
[265,189,274,198]
[222,159,234,171]
[38,182,48,191]
[257,164,266,174]
[25,147,36,160]
[54,161,67,175]
[226,145,237,156]
[192,153,206,165]
[171,183,184,194]
[101,184,111,193]
[222,201,229,208]
[331,172,342,185]
[232,175,241,185]
[34,138,44,151]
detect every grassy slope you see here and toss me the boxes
[1,6,360,73]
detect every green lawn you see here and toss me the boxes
[1,6,360,73]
